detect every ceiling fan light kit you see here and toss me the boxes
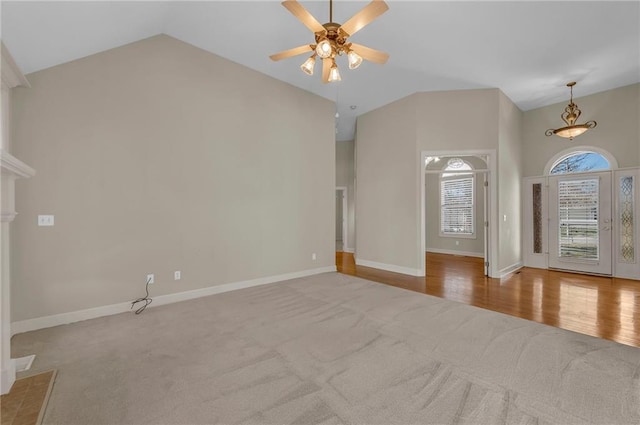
[545,82,597,140]
[347,50,363,70]
[328,60,341,82]
[300,54,316,75]
[270,0,389,83]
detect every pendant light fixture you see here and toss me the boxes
[545,82,597,140]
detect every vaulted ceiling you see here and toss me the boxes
[3,1,639,141]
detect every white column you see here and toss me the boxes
[0,208,16,393]
[1,43,33,395]
[0,153,35,394]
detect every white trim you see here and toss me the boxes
[426,248,484,258]
[11,266,336,336]
[0,150,36,178]
[424,170,489,174]
[336,186,348,249]
[543,146,618,176]
[14,355,35,372]
[0,363,16,395]
[499,262,523,278]
[355,258,423,276]
[343,247,355,253]
[1,43,30,89]
[1,212,17,222]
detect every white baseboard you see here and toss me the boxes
[426,248,484,258]
[499,262,523,278]
[355,258,424,277]
[11,266,336,336]
[14,355,35,372]
[343,247,354,253]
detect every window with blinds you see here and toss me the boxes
[558,178,599,260]
[440,176,474,235]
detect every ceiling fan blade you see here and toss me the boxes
[339,0,389,37]
[282,0,326,34]
[269,45,313,61]
[349,43,389,64]
[322,58,331,83]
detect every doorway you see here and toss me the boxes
[548,172,612,274]
[522,147,640,279]
[336,187,347,252]
[421,150,496,277]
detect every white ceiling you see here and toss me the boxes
[2,1,639,141]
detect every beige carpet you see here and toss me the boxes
[11,272,640,425]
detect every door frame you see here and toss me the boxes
[420,149,498,278]
[336,187,348,251]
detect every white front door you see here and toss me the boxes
[548,172,612,275]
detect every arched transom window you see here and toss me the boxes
[549,151,612,175]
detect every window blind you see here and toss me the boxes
[557,178,599,259]
[441,177,474,234]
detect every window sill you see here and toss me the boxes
[439,233,477,240]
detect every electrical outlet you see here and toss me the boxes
[312,253,317,261]
[174,271,181,281]
[38,215,54,226]
[146,274,155,284]
[455,241,459,246]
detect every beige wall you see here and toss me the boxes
[416,89,499,152]
[11,35,335,322]
[522,83,639,177]
[356,94,419,271]
[497,92,523,271]
[336,140,355,250]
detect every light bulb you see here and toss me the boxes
[315,40,332,59]
[300,55,316,76]
[328,62,341,82]
[347,51,363,69]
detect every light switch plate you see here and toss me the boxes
[38,215,54,226]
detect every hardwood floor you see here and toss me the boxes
[336,252,640,348]
[0,370,55,425]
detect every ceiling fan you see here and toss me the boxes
[270,0,390,83]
